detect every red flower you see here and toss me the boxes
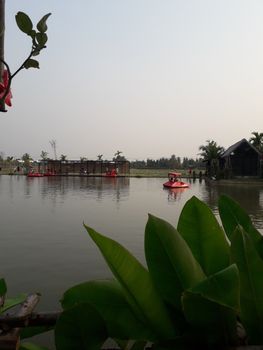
[0,70,12,107]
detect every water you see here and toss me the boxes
[1,175,263,346]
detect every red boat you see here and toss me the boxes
[27,172,44,178]
[163,172,189,189]
[105,169,117,177]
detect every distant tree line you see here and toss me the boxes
[130,155,204,169]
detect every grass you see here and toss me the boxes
[129,168,204,178]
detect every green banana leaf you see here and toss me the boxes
[181,264,240,347]
[20,326,53,340]
[177,196,230,275]
[84,224,178,339]
[19,343,50,350]
[218,195,263,257]
[231,226,263,344]
[182,292,238,347]
[55,303,108,350]
[145,214,205,311]
[189,264,240,311]
[61,279,154,340]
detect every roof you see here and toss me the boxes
[221,138,261,158]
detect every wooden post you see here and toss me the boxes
[0,293,40,350]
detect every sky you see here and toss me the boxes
[1,0,263,161]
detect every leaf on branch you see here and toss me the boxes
[29,30,37,39]
[36,33,48,48]
[15,12,33,35]
[37,13,52,33]
[24,59,40,69]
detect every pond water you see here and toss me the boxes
[1,175,263,345]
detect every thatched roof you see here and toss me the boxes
[221,138,261,158]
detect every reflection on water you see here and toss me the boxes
[25,176,130,203]
[166,187,188,202]
[1,175,263,346]
[199,180,263,228]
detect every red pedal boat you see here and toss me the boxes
[27,172,44,178]
[163,172,189,189]
[104,169,117,177]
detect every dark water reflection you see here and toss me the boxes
[1,175,263,346]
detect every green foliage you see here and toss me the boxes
[219,195,263,257]
[24,59,39,69]
[231,226,263,343]
[37,13,52,33]
[19,343,50,350]
[83,225,177,339]
[15,12,33,35]
[61,280,153,340]
[5,194,263,348]
[145,214,205,311]
[178,196,230,275]
[15,11,51,71]
[57,195,263,348]
[55,303,107,350]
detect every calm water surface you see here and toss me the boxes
[1,175,263,344]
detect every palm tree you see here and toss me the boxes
[113,150,126,161]
[40,151,48,160]
[249,132,263,152]
[199,140,224,177]
[60,154,67,161]
[114,150,122,158]
[97,154,103,161]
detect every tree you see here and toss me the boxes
[49,139,57,160]
[40,150,48,160]
[6,155,13,162]
[249,131,263,152]
[199,140,224,177]
[22,153,32,163]
[60,154,67,161]
[97,154,103,161]
[113,150,126,161]
[21,153,32,172]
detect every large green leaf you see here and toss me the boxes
[177,196,230,275]
[20,326,53,340]
[145,214,205,311]
[55,303,107,350]
[61,279,153,340]
[182,292,238,347]
[189,264,240,311]
[231,226,263,344]
[19,343,50,350]
[218,195,263,257]
[84,224,177,339]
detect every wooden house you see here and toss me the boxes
[220,139,263,178]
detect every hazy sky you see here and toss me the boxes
[1,1,263,160]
